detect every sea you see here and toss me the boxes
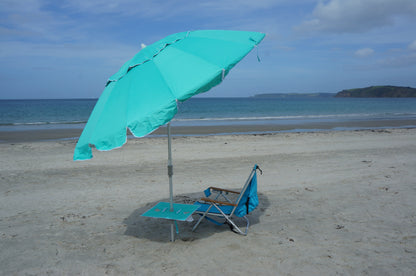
[1,97,416,135]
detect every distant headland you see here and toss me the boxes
[254,86,416,98]
[335,86,416,98]
[253,93,335,98]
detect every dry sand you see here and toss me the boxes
[1,128,415,275]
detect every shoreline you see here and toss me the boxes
[0,118,415,143]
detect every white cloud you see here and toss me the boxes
[355,48,374,57]
[409,40,416,51]
[296,0,416,33]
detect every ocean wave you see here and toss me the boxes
[173,112,416,122]
[0,121,87,126]
[2,112,415,127]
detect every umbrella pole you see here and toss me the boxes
[167,122,175,241]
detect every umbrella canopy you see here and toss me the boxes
[73,30,265,160]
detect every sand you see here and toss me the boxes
[1,128,415,275]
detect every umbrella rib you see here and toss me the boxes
[167,40,254,85]
[107,36,188,86]
[127,38,184,73]
[170,36,260,71]
[170,44,226,70]
[150,61,178,103]
[125,61,179,139]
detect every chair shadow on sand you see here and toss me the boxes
[123,191,270,242]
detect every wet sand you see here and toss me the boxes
[1,118,415,143]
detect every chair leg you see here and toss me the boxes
[212,204,248,236]
[193,204,250,235]
[192,205,213,232]
[229,216,249,235]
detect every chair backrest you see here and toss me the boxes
[231,164,260,217]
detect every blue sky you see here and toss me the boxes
[1,0,416,99]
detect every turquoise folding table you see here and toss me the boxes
[142,202,200,240]
[142,202,199,221]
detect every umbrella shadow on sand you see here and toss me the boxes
[123,191,270,242]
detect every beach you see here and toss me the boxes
[1,128,416,275]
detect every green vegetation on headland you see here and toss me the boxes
[335,86,416,98]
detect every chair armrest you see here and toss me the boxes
[200,197,238,206]
[209,187,240,194]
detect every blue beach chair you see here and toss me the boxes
[192,165,262,235]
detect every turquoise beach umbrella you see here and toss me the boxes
[74,30,265,240]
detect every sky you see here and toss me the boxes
[1,0,416,99]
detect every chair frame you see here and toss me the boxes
[192,165,261,235]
